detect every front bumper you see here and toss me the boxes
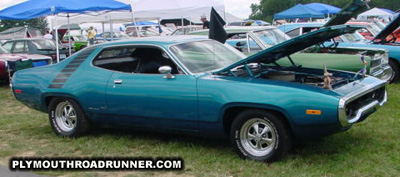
[338,82,387,128]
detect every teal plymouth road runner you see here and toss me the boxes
[11,25,387,162]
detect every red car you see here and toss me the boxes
[0,46,52,82]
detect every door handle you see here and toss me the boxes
[114,79,123,84]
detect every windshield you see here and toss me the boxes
[367,24,382,36]
[373,20,387,29]
[342,31,366,42]
[32,39,56,50]
[170,40,246,73]
[253,29,291,47]
[0,46,9,54]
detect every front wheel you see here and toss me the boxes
[48,97,91,137]
[230,110,292,162]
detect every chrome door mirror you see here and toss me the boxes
[158,66,175,79]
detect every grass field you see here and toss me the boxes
[0,83,399,177]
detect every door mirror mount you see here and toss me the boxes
[159,66,175,79]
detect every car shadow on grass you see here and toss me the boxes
[90,127,232,149]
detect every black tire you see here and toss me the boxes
[48,97,91,137]
[389,59,400,83]
[230,110,292,162]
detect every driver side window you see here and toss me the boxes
[93,46,181,74]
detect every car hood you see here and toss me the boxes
[0,53,51,61]
[373,14,400,42]
[215,25,362,74]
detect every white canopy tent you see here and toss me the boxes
[357,7,394,23]
[50,0,241,26]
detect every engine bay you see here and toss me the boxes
[221,63,358,90]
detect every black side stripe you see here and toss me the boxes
[48,47,96,89]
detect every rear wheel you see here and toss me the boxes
[230,110,292,162]
[48,97,91,137]
[389,59,400,83]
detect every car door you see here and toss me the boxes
[95,45,198,130]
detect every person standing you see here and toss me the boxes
[87,26,96,45]
[200,14,210,29]
[43,29,53,39]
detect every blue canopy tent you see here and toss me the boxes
[305,3,341,15]
[0,0,131,62]
[274,4,325,20]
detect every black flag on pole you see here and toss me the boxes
[209,7,227,44]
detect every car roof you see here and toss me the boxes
[189,26,277,35]
[96,35,209,47]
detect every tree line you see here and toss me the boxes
[249,0,400,22]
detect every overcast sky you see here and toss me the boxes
[0,0,258,19]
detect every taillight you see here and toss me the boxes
[15,89,22,94]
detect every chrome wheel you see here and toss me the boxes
[55,101,77,132]
[240,118,277,157]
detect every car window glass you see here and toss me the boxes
[286,28,301,38]
[93,46,181,74]
[2,42,13,52]
[14,42,25,53]
[103,33,111,38]
[32,40,56,50]
[0,46,9,54]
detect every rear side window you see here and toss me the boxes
[93,46,139,73]
[93,46,180,74]
[13,41,26,53]
[2,42,13,52]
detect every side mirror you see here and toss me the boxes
[158,66,175,79]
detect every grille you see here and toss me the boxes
[345,87,385,118]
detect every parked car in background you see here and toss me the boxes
[190,26,392,82]
[0,45,51,83]
[279,14,400,82]
[171,26,203,35]
[11,26,387,162]
[2,38,70,61]
[62,35,88,51]
[96,31,130,42]
[227,20,271,26]
[346,20,385,40]
[125,25,173,37]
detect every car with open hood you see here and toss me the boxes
[11,25,387,162]
[279,0,400,82]
[190,25,392,83]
